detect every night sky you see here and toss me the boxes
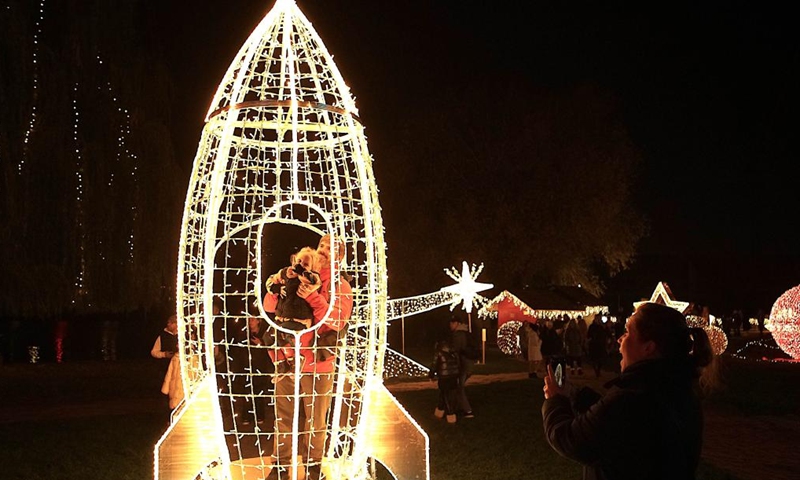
[149,1,799,314]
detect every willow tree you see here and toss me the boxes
[0,0,183,318]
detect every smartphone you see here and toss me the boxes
[550,356,567,387]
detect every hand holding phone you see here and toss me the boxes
[543,358,568,400]
[553,362,564,387]
[549,356,568,386]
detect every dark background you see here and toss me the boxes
[3,0,799,326]
[148,0,798,315]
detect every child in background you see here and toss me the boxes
[429,339,461,424]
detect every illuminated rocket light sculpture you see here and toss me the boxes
[155,1,430,479]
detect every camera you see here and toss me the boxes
[292,263,318,284]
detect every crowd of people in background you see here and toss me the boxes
[520,313,626,380]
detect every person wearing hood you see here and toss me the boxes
[541,302,717,480]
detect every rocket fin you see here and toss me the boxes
[155,375,230,480]
[361,384,430,480]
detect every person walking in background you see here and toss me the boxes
[540,320,562,370]
[757,309,766,337]
[732,309,743,337]
[448,317,477,419]
[151,314,180,422]
[524,322,543,378]
[151,314,178,360]
[542,302,718,480]
[577,314,588,361]
[563,317,584,376]
[586,315,610,378]
[429,339,461,424]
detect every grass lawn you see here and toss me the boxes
[1,345,793,479]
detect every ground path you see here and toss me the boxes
[2,371,797,479]
[391,371,800,480]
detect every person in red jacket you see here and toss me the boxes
[263,234,353,480]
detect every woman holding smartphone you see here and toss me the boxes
[541,302,718,480]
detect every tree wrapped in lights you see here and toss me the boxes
[0,0,182,317]
[769,285,800,359]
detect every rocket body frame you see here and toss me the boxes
[155,2,428,479]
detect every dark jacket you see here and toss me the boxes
[540,326,562,356]
[586,322,610,359]
[274,267,316,320]
[542,358,703,480]
[430,343,460,380]
[159,330,178,354]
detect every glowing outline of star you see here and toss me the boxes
[441,261,494,313]
[633,281,690,313]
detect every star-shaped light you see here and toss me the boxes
[633,281,690,313]
[441,261,493,313]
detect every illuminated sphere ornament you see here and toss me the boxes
[703,325,728,356]
[686,315,707,328]
[769,285,800,359]
[687,315,727,355]
[497,321,523,356]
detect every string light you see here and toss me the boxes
[478,290,536,320]
[159,2,428,479]
[380,262,493,322]
[98,54,138,261]
[383,349,429,378]
[703,325,728,355]
[19,0,47,174]
[479,290,608,322]
[72,82,86,300]
[731,338,795,363]
[384,291,459,321]
[633,282,690,313]
[441,261,493,313]
[497,321,523,356]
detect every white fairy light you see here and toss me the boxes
[157,2,429,479]
[497,321,523,356]
[19,0,47,174]
[98,56,138,260]
[72,82,86,297]
[441,261,493,313]
[633,281,691,313]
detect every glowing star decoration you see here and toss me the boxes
[154,2,429,479]
[633,282,691,314]
[769,285,800,359]
[441,261,493,313]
